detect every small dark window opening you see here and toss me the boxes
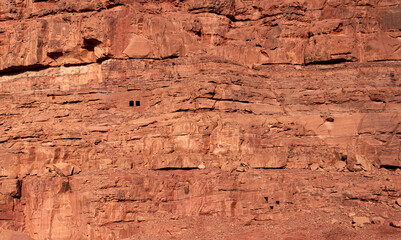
[276,201,280,205]
[129,101,134,107]
[270,206,274,210]
[264,197,269,203]
[136,101,141,107]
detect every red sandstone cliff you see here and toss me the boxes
[0,0,400,239]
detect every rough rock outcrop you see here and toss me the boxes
[0,0,400,239]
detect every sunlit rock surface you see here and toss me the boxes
[0,0,400,239]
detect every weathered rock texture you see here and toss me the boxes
[0,0,401,239]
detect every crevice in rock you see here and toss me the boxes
[47,51,63,61]
[333,22,343,33]
[368,59,401,63]
[305,58,352,66]
[160,55,180,60]
[346,197,379,203]
[58,100,83,105]
[18,101,40,109]
[153,167,198,171]
[10,180,22,199]
[0,64,50,77]
[26,2,125,20]
[213,98,250,103]
[253,166,286,170]
[12,135,42,140]
[0,60,100,78]
[137,121,157,129]
[194,97,250,104]
[369,95,386,103]
[82,38,101,52]
[218,188,238,192]
[380,165,401,170]
[96,56,112,63]
[174,108,215,113]
[63,62,94,68]
[54,137,82,140]
[99,219,137,227]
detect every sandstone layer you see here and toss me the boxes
[0,0,400,239]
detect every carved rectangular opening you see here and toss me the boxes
[129,101,134,107]
[136,101,141,107]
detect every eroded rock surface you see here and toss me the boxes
[0,0,400,239]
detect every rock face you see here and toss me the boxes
[0,228,34,240]
[0,0,400,239]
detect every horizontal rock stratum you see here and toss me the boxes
[0,0,400,239]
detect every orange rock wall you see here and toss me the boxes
[0,0,400,239]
